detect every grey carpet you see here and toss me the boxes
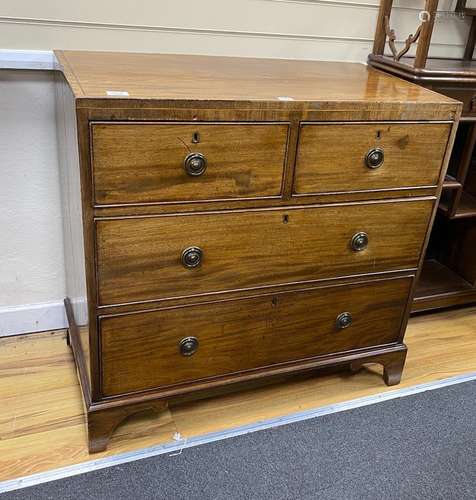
[4,381,476,500]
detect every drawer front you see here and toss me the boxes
[100,277,412,397]
[91,122,288,205]
[96,200,432,306]
[294,123,450,194]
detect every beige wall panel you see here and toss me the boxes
[0,1,469,59]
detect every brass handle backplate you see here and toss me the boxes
[336,312,353,330]
[365,148,384,169]
[179,337,199,356]
[350,232,369,252]
[184,152,207,176]
[181,246,203,268]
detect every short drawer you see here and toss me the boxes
[294,122,450,195]
[100,277,412,397]
[96,199,433,306]
[91,122,288,205]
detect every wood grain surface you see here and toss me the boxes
[1,306,475,482]
[294,122,451,194]
[100,277,411,396]
[52,49,460,453]
[96,200,433,306]
[92,122,289,205]
[54,51,456,108]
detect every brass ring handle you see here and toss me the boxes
[336,312,352,330]
[181,246,203,268]
[184,152,207,176]
[365,148,384,169]
[350,232,369,252]
[179,337,199,356]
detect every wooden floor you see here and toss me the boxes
[1,306,476,483]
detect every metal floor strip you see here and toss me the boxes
[2,371,476,493]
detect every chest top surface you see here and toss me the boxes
[55,50,458,110]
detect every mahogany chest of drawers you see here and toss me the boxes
[55,50,460,452]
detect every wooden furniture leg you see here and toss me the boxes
[87,400,168,453]
[414,0,439,69]
[349,346,407,386]
[372,0,394,55]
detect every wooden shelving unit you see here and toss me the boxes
[413,261,476,312]
[442,175,462,190]
[369,0,476,313]
[457,192,476,217]
[441,191,476,218]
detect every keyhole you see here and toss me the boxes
[283,214,289,224]
[376,130,382,140]
[192,131,200,144]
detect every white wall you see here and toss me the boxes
[0,0,470,335]
[0,1,470,61]
[0,70,66,335]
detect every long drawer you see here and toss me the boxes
[294,122,450,194]
[96,199,433,306]
[91,122,289,205]
[100,277,412,397]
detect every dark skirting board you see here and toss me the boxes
[4,381,475,500]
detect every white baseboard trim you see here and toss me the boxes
[0,301,67,337]
[0,49,56,70]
